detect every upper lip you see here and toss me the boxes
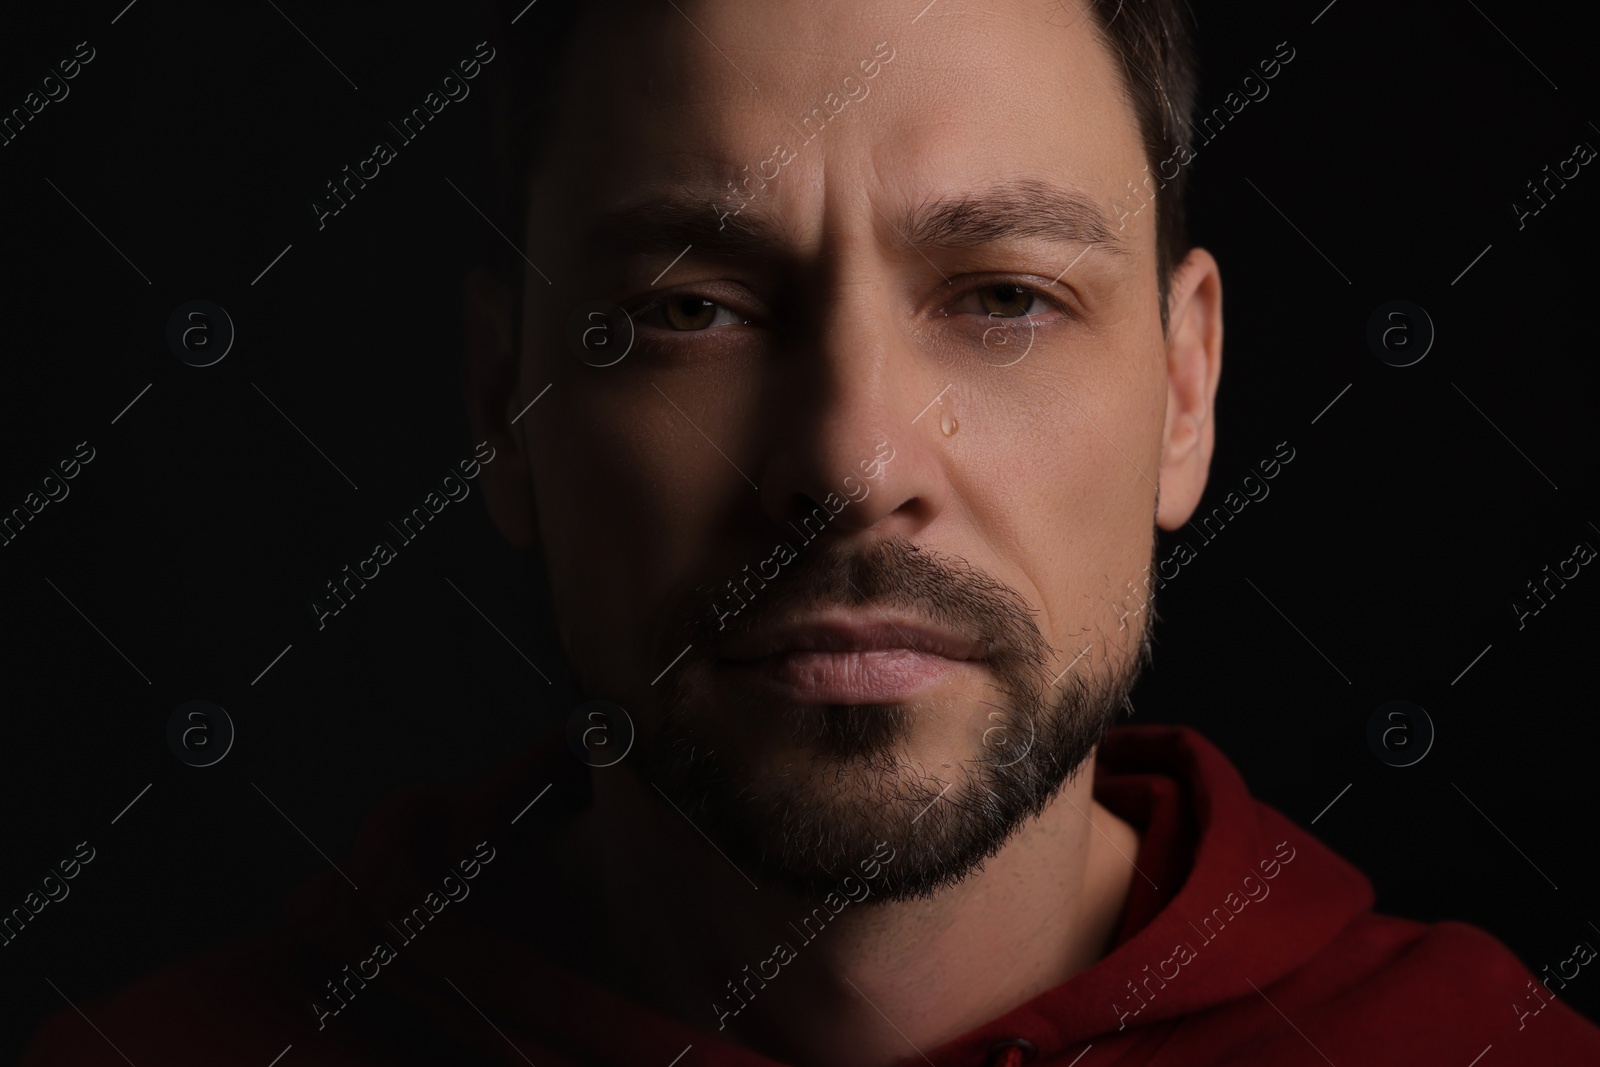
[717,611,989,663]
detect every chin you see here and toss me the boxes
[639,670,1096,902]
[631,534,1158,900]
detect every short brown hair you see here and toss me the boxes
[1076,0,1200,327]
[480,0,1200,325]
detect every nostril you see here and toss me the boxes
[982,1037,1038,1067]
[785,492,839,543]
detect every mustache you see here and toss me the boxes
[645,533,1157,899]
[667,535,1054,678]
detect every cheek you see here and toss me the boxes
[1076,371,1166,605]
[962,343,1163,654]
[528,407,668,654]
[525,368,761,692]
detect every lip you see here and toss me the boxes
[715,613,990,704]
[717,614,989,663]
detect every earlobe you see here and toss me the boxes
[1155,248,1224,531]
[462,267,539,548]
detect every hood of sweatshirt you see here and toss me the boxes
[228,722,1376,1063]
[23,724,1600,1067]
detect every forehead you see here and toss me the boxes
[537,0,1146,230]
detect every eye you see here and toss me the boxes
[635,294,747,332]
[928,277,1074,360]
[975,283,1044,319]
[967,282,1063,321]
[941,280,1069,326]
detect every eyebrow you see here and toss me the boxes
[588,197,790,259]
[587,177,1125,262]
[897,178,1126,254]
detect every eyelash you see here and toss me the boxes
[628,294,751,332]
[942,279,1072,325]
[624,278,1072,338]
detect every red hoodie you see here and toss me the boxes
[21,725,1600,1066]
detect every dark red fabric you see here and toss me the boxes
[22,725,1600,1065]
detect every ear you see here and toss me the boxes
[1155,247,1223,531]
[463,266,538,548]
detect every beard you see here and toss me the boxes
[637,533,1156,903]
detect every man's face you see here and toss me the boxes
[490,0,1216,896]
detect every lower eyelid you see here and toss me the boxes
[635,307,750,333]
[635,291,1066,334]
[947,303,1062,325]
[629,290,756,325]
[949,283,1066,319]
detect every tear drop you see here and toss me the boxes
[940,407,958,436]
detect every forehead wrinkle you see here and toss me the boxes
[587,191,795,257]
[584,173,1133,266]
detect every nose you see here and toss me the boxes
[755,272,951,544]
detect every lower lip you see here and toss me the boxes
[720,649,984,704]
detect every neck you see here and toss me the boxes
[552,758,1140,1067]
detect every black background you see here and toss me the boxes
[2,0,1596,1059]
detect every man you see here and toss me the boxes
[23,0,1600,1063]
